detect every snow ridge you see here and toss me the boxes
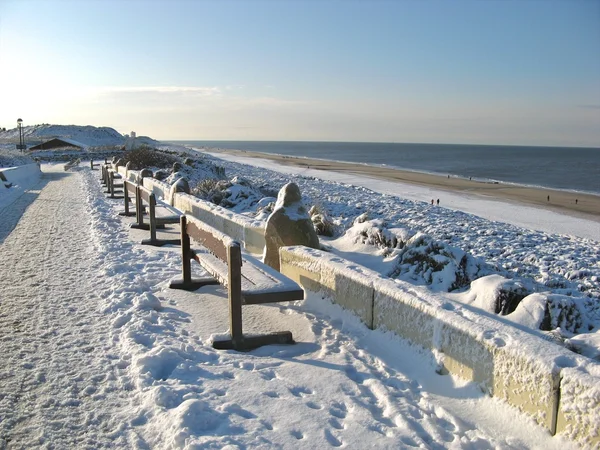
[0,124,125,147]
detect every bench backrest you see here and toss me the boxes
[138,185,156,207]
[185,214,239,265]
[124,179,137,195]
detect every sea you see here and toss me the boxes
[172,141,600,195]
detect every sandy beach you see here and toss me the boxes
[208,148,600,222]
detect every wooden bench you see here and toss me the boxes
[169,214,304,351]
[131,184,181,247]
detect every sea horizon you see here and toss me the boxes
[168,140,600,196]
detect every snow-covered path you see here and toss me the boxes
[0,166,138,448]
[0,165,577,449]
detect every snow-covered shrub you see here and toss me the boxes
[540,295,588,333]
[309,204,338,237]
[154,170,168,181]
[164,157,225,190]
[567,332,600,360]
[193,176,264,213]
[459,275,531,315]
[254,197,277,221]
[348,214,406,252]
[0,149,34,168]
[391,232,486,292]
[192,178,220,199]
[506,293,591,335]
[120,146,179,170]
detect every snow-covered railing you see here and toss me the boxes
[279,245,599,447]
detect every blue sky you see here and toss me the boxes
[0,0,599,146]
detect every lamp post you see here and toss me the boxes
[16,118,24,152]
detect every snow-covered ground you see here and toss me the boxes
[1,126,598,448]
[0,163,578,449]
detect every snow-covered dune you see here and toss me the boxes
[0,124,125,147]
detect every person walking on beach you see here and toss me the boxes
[431,199,434,205]
[436,199,440,206]
[547,195,550,202]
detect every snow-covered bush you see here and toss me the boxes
[506,292,591,335]
[254,197,277,221]
[391,232,487,292]
[459,274,531,315]
[121,146,179,170]
[0,147,34,168]
[309,204,338,237]
[192,176,264,213]
[348,213,406,252]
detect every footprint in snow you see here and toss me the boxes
[290,430,304,440]
[306,401,323,410]
[329,418,344,430]
[344,366,367,384]
[400,436,420,447]
[324,429,342,447]
[261,420,274,431]
[233,361,254,371]
[260,369,277,380]
[290,386,313,397]
[329,404,347,419]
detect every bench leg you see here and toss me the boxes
[168,216,218,289]
[169,277,220,290]
[212,332,294,351]
[228,245,245,350]
[140,195,178,246]
[119,185,136,217]
[130,186,150,230]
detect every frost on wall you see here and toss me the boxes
[492,343,562,432]
[556,368,600,447]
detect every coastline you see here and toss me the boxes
[205,148,600,221]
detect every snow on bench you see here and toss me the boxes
[169,214,304,351]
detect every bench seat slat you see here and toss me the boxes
[191,248,230,286]
[240,253,304,294]
[190,248,304,304]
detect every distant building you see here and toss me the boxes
[125,131,137,150]
[28,138,86,151]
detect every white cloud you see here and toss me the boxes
[95,86,222,96]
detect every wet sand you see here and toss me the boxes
[208,148,600,222]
